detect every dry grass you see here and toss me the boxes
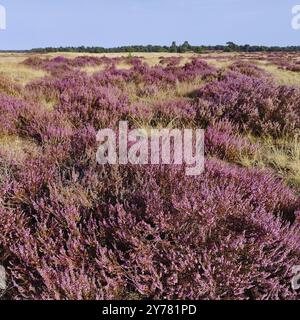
[259,64,300,87]
[126,76,203,106]
[0,62,47,85]
[175,78,204,96]
[115,62,134,70]
[38,97,58,111]
[239,135,300,188]
[0,134,40,163]
[0,53,47,85]
[81,62,133,74]
[80,65,107,75]
[205,59,232,69]
[127,85,177,104]
[0,64,46,85]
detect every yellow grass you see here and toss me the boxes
[175,77,204,96]
[125,76,203,106]
[37,97,57,111]
[0,59,47,86]
[205,59,232,69]
[0,134,39,162]
[259,64,300,87]
[80,65,107,75]
[115,62,133,70]
[239,135,300,188]
[81,62,134,74]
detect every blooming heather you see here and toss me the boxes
[0,55,300,300]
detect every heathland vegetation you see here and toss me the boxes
[1,51,300,299]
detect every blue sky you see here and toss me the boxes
[0,0,300,50]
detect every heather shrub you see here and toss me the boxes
[206,121,257,161]
[132,59,216,85]
[228,61,269,78]
[104,58,214,86]
[22,56,47,69]
[23,56,131,78]
[176,58,217,81]
[136,84,160,97]
[24,57,215,96]
[25,72,130,128]
[150,99,196,125]
[2,53,300,301]
[159,56,182,67]
[57,84,129,128]
[0,93,34,135]
[194,71,300,136]
[0,92,73,148]
[1,159,299,300]
[23,56,89,77]
[24,77,60,101]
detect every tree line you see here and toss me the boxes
[2,42,300,53]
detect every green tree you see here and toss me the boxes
[170,41,178,53]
